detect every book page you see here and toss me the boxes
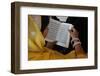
[45,18,60,42]
[57,16,68,22]
[56,23,73,48]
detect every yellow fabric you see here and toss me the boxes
[28,16,85,60]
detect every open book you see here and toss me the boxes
[45,18,73,48]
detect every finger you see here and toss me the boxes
[70,27,73,31]
[72,27,76,32]
[68,30,73,33]
[72,28,79,34]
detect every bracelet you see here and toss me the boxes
[73,41,81,48]
[71,38,80,44]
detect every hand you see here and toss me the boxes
[69,27,79,39]
[43,27,48,38]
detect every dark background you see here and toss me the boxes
[41,16,88,54]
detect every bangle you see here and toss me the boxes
[71,38,80,44]
[73,41,81,48]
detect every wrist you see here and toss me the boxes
[73,42,81,48]
[71,37,80,44]
[71,37,81,48]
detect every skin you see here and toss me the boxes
[69,28,86,57]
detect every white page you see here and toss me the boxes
[57,16,68,22]
[56,23,73,48]
[45,18,61,42]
